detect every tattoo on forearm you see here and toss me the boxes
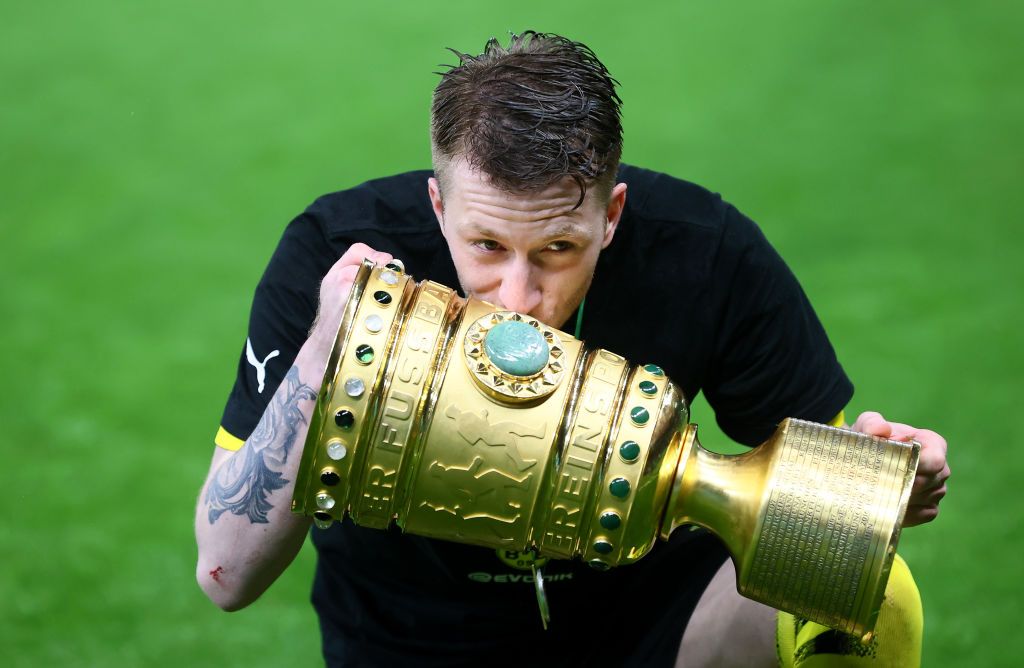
[206,366,317,524]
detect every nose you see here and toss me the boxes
[497,259,542,316]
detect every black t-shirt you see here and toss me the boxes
[218,165,853,666]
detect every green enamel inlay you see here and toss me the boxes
[639,380,658,395]
[630,406,650,425]
[484,321,550,377]
[355,344,375,364]
[599,512,621,530]
[609,477,631,498]
[593,541,613,555]
[643,363,664,376]
[619,440,641,462]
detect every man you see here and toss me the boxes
[195,32,949,666]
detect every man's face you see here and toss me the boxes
[428,159,626,329]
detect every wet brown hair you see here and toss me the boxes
[431,31,623,206]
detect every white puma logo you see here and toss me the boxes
[246,337,280,393]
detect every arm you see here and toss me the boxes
[194,244,392,611]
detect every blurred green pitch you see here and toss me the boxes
[2,1,1021,665]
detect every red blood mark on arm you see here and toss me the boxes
[209,566,225,583]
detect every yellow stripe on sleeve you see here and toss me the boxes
[828,410,846,428]
[215,426,245,451]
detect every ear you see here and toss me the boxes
[601,182,627,249]
[428,177,445,230]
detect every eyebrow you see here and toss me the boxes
[548,222,589,238]
[466,221,588,239]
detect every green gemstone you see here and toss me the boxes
[355,344,374,364]
[484,321,550,377]
[594,540,613,555]
[619,440,641,462]
[609,477,631,498]
[630,406,650,425]
[639,380,657,395]
[643,363,664,376]
[599,512,621,530]
[373,290,392,305]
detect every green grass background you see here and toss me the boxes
[3,1,1021,665]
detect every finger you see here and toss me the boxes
[333,264,361,284]
[915,428,948,454]
[917,454,948,480]
[911,472,947,497]
[334,243,393,269]
[915,436,949,477]
[885,422,917,442]
[910,484,947,507]
[902,503,940,527]
[314,266,361,323]
[913,462,950,494]
[324,250,395,293]
[363,250,394,267]
[913,472,944,494]
[336,242,377,265]
[322,263,361,291]
[852,411,892,438]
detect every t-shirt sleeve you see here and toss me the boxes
[702,205,853,446]
[215,211,336,449]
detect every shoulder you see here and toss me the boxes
[617,164,730,230]
[303,169,437,238]
[273,169,454,286]
[609,164,770,280]
[254,169,440,286]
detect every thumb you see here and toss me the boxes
[853,411,893,438]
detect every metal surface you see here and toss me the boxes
[293,262,919,636]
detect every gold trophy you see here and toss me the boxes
[292,261,919,639]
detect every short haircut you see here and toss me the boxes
[431,31,623,206]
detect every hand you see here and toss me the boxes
[852,411,950,527]
[310,243,394,343]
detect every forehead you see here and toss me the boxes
[442,159,602,227]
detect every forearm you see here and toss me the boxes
[195,327,335,610]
